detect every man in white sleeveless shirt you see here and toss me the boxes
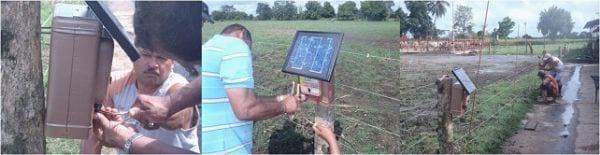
[80,47,200,153]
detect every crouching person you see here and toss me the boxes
[537,70,560,103]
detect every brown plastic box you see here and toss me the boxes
[45,16,113,139]
[450,82,468,116]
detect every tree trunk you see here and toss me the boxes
[1,1,46,153]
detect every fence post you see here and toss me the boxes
[436,75,454,153]
[314,105,335,154]
[309,79,337,154]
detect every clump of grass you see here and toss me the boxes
[463,70,538,153]
[488,40,587,55]
[46,138,80,154]
[399,70,538,154]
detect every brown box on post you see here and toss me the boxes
[95,37,114,103]
[450,82,467,116]
[318,80,335,105]
[45,16,113,139]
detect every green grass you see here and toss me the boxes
[402,70,539,153]
[203,20,401,57]
[460,70,538,153]
[487,40,587,56]
[46,138,80,154]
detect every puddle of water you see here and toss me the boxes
[559,65,582,137]
[562,65,582,104]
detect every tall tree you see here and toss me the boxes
[256,3,273,20]
[537,6,574,40]
[337,1,358,21]
[405,1,435,39]
[360,1,387,21]
[494,17,515,39]
[427,1,449,26]
[212,5,248,21]
[1,1,46,153]
[427,1,449,39]
[303,1,322,20]
[273,0,298,20]
[321,1,335,18]
[221,5,236,12]
[384,1,395,19]
[453,5,474,38]
[395,7,409,36]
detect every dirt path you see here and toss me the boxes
[573,64,600,153]
[501,63,599,154]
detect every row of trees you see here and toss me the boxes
[213,1,401,21]
[454,4,581,40]
[211,5,252,21]
[212,1,585,40]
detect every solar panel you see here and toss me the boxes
[452,68,477,95]
[282,31,343,82]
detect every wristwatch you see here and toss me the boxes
[123,133,143,153]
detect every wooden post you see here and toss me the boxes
[436,75,454,154]
[314,79,336,154]
[314,105,335,154]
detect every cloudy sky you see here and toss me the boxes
[204,0,599,37]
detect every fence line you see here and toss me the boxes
[255,41,405,63]
[253,64,435,104]
[450,63,536,123]
[335,112,405,137]
[252,40,539,153]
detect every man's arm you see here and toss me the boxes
[93,112,196,154]
[129,136,196,154]
[313,123,340,154]
[131,77,200,125]
[80,130,102,154]
[81,85,118,154]
[162,83,195,130]
[226,88,300,121]
[169,77,201,116]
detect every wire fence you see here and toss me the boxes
[250,37,542,153]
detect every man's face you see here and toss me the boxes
[134,47,174,87]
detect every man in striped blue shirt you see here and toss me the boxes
[202,24,305,154]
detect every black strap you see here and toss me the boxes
[85,1,139,62]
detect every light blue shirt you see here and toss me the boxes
[201,35,254,154]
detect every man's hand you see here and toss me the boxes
[313,122,336,142]
[93,112,137,148]
[313,122,341,154]
[130,94,173,126]
[280,94,306,114]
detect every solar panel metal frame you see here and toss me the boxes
[282,31,344,82]
[452,68,477,95]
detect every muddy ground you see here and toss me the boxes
[501,63,599,154]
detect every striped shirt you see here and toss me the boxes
[202,35,254,154]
